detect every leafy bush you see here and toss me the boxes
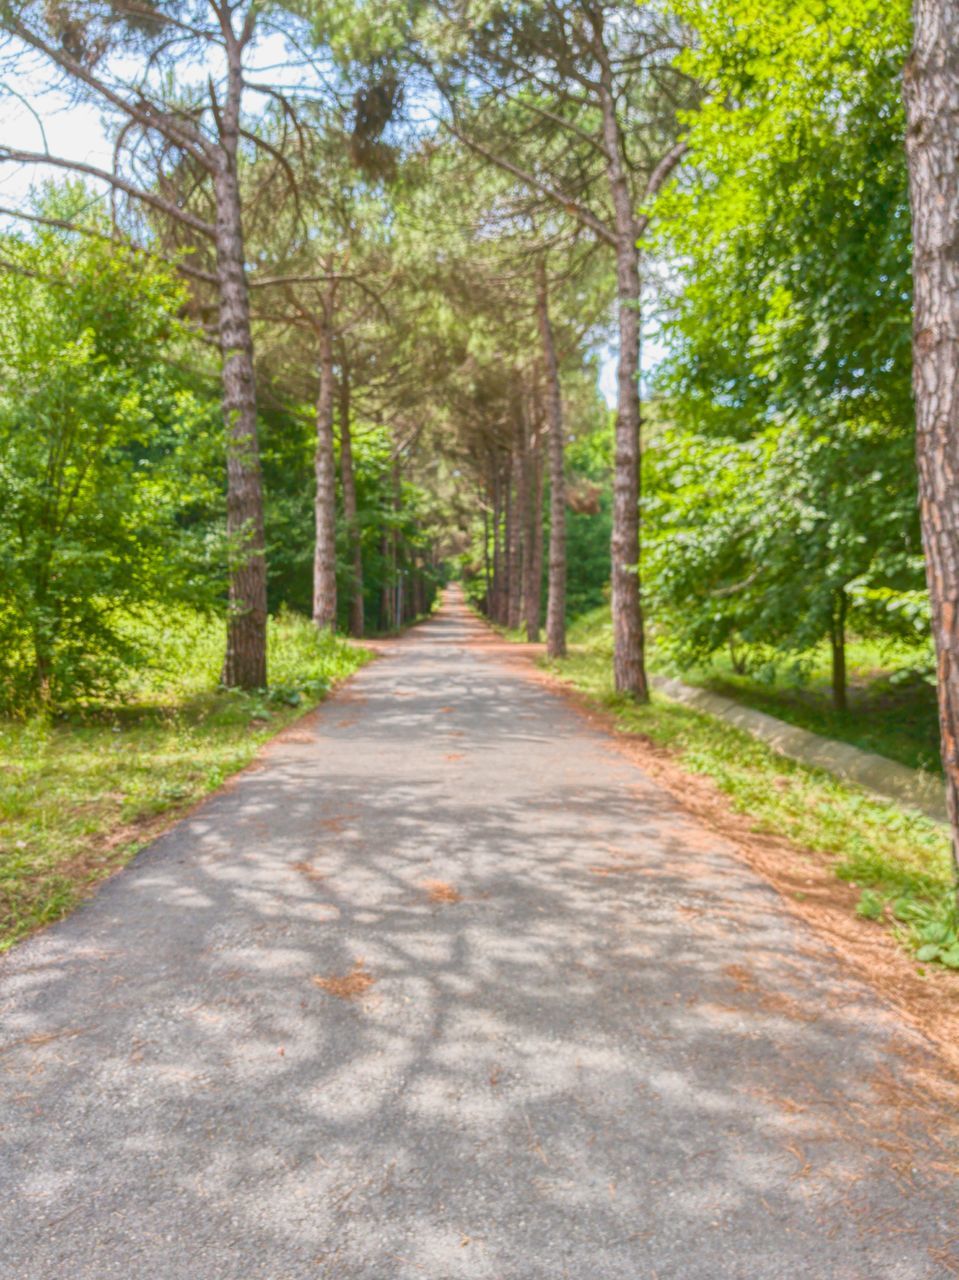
[0,213,221,713]
[115,605,361,706]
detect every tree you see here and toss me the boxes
[904,0,959,886]
[410,0,695,695]
[0,0,332,686]
[0,213,217,709]
[537,256,567,657]
[651,0,920,708]
[245,111,402,635]
[645,416,922,710]
[660,0,912,440]
[392,137,616,645]
[337,348,365,636]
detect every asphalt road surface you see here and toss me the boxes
[2,591,957,1279]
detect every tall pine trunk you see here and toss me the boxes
[215,150,267,689]
[390,457,401,628]
[608,237,647,698]
[507,446,524,630]
[482,499,492,615]
[538,263,567,658]
[384,463,399,632]
[502,465,513,626]
[524,424,544,643]
[379,528,391,631]
[412,552,424,618]
[595,15,648,699]
[338,365,364,637]
[312,318,337,630]
[904,0,959,886]
[491,466,504,623]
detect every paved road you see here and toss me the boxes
[2,593,957,1279]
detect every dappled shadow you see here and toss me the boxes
[2,594,957,1279]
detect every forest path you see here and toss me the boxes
[2,589,957,1279]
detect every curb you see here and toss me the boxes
[651,675,948,826]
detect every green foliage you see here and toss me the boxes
[567,607,940,771]
[0,214,221,712]
[0,607,370,951]
[659,0,912,435]
[563,414,613,617]
[644,416,924,671]
[677,647,940,774]
[895,897,959,969]
[260,406,442,631]
[647,0,920,697]
[855,889,884,921]
[459,391,614,622]
[116,604,362,704]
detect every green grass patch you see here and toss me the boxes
[0,608,370,952]
[565,606,941,775]
[546,622,958,970]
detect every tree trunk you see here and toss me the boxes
[830,588,847,713]
[312,317,337,630]
[491,466,504,623]
[379,529,391,631]
[595,22,648,700]
[538,262,567,658]
[412,553,424,618]
[524,428,544,643]
[391,457,401,629]
[482,496,492,615]
[502,464,514,626]
[905,2,959,886]
[608,243,648,697]
[338,363,364,637]
[214,159,268,690]
[508,445,524,630]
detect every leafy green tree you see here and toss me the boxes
[649,0,920,710]
[400,0,695,696]
[645,417,923,709]
[658,0,912,440]
[0,223,218,709]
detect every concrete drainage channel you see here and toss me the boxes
[651,675,948,826]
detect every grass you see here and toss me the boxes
[567,606,941,774]
[0,608,370,952]
[545,612,959,969]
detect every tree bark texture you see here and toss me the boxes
[538,264,567,658]
[215,113,267,689]
[338,365,364,637]
[491,467,504,624]
[596,20,649,699]
[412,553,425,618]
[905,0,959,885]
[390,458,401,628]
[482,500,492,615]
[312,318,337,630]
[379,528,392,631]
[508,445,525,631]
[502,466,514,627]
[608,239,648,697]
[524,430,544,643]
